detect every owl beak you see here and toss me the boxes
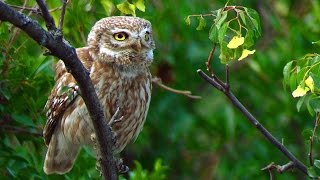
[132,40,142,52]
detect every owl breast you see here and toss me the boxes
[91,61,152,153]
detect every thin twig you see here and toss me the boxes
[204,44,225,88]
[8,4,40,14]
[206,43,216,76]
[7,4,61,14]
[262,161,295,174]
[35,0,56,31]
[197,69,308,175]
[58,0,68,30]
[309,112,319,166]
[152,77,201,99]
[225,64,230,90]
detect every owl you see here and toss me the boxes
[43,16,155,174]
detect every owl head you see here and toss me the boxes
[87,16,155,71]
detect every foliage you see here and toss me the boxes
[185,5,261,63]
[120,159,167,180]
[1,0,320,179]
[283,53,320,115]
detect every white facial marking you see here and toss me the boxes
[146,50,153,62]
[100,47,119,57]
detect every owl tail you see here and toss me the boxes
[43,132,81,174]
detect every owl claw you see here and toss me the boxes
[116,158,129,174]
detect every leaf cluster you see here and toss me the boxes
[283,53,320,115]
[185,6,261,63]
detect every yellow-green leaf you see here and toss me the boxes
[227,36,244,49]
[117,1,136,16]
[196,16,206,31]
[238,49,256,61]
[292,85,309,98]
[133,0,145,12]
[305,76,314,92]
[185,16,191,26]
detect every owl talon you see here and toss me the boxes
[96,159,103,176]
[116,158,129,174]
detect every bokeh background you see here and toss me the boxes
[1,0,319,179]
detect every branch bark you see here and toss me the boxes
[197,69,308,175]
[0,2,117,179]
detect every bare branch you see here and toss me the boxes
[262,161,295,174]
[0,2,117,179]
[197,69,308,175]
[35,0,56,31]
[58,0,68,30]
[309,112,319,166]
[206,43,216,76]
[152,77,201,99]
[8,4,40,14]
[225,64,230,90]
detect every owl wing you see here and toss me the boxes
[43,47,94,146]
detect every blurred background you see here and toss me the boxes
[0,0,319,179]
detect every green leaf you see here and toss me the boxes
[133,0,145,12]
[101,0,114,16]
[314,160,320,169]
[150,159,168,180]
[308,166,319,178]
[309,72,320,92]
[215,11,228,29]
[306,95,316,116]
[11,114,35,127]
[219,41,233,64]
[209,25,219,42]
[289,73,297,91]
[283,61,293,86]
[296,67,308,86]
[184,16,191,26]
[117,1,136,16]
[309,96,320,113]
[196,16,206,31]
[218,22,229,43]
[239,11,246,25]
[312,40,320,46]
[244,30,254,47]
[244,7,261,37]
[296,93,306,112]
[130,161,148,180]
[301,129,313,140]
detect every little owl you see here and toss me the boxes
[43,16,155,174]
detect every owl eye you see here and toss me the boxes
[144,31,150,41]
[113,32,128,41]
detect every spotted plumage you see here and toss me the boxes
[43,16,155,174]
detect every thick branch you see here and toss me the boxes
[0,2,117,179]
[197,69,308,175]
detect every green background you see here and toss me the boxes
[0,0,319,179]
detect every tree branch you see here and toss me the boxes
[35,0,56,31]
[262,161,295,175]
[197,69,308,175]
[309,112,319,166]
[152,77,201,99]
[0,2,117,179]
[58,0,68,30]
